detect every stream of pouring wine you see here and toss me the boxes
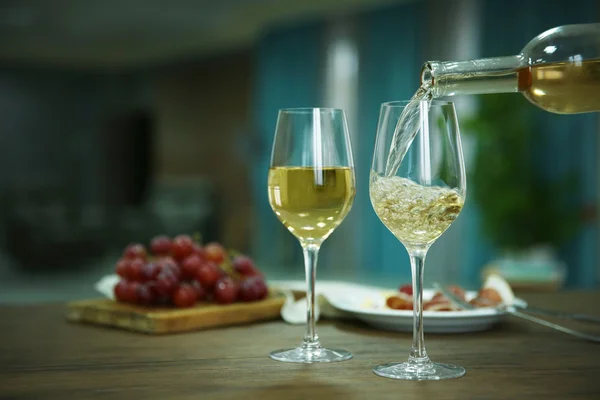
[384,85,433,177]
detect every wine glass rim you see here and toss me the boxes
[382,100,454,107]
[279,107,345,113]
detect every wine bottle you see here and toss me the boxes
[422,23,600,114]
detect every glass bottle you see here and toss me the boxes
[421,23,600,114]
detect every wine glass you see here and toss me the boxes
[267,108,356,363]
[369,100,466,380]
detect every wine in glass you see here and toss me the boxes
[370,100,467,380]
[268,108,355,363]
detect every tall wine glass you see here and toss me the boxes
[369,100,467,380]
[267,108,355,363]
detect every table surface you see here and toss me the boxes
[1,291,599,400]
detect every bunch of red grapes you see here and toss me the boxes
[113,235,268,308]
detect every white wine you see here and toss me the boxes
[268,166,355,244]
[370,175,463,246]
[420,22,600,115]
[518,59,600,114]
[385,59,600,178]
[384,86,431,177]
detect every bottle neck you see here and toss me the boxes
[422,55,526,97]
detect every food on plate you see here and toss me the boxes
[386,282,504,311]
[398,284,413,296]
[113,235,269,308]
[386,293,412,310]
[469,287,503,307]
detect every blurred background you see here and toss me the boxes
[0,0,598,303]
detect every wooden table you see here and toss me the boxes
[1,291,599,400]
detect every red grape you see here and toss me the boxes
[158,257,182,280]
[158,256,178,266]
[239,277,268,302]
[115,237,270,308]
[172,284,198,308]
[192,243,206,258]
[399,284,413,296]
[181,254,203,280]
[204,242,226,264]
[146,281,159,297]
[155,270,179,297]
[172,235,194,261]
[115,258,129,278]
[123,243,147,260]
[213,277,239,304]
[232,255,261,278]
[114,280,129,302]
[141,262,162,282]
[123,281,140,304]
[195,262,222,290]
[190,280,206,301]
[127,258,145,282]
[169,264,183,281]
[137,284,154,306]
[150,235,172,256]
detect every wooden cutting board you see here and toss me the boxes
[66,290,287,334]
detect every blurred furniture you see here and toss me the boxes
[465,0,600,289]
[0,185,109,270]
[145,177,218,243]
[463,95,580,291]
[0,177,217,270]
[482,253,565,293]
[1,291,599,398]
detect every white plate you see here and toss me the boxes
[326,287,527,333]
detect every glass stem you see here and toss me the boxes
[302,244,321,349]
[408,248,430,363]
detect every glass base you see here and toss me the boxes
[270,346,353,364]
[373,361,466,381]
